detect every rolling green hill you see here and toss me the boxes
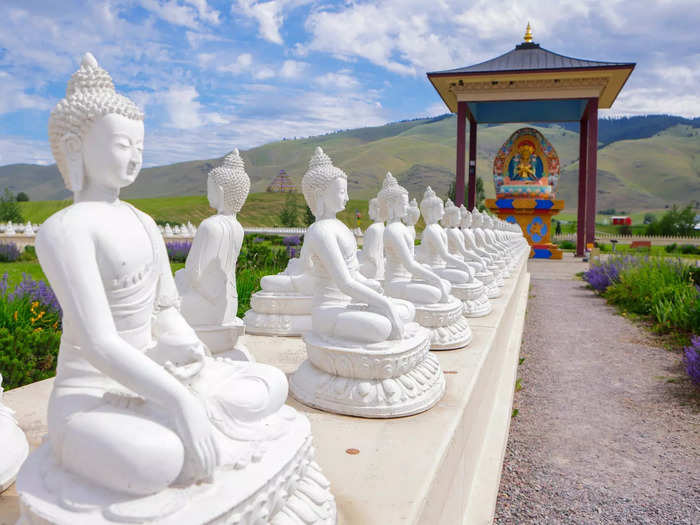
[2,115,700,214]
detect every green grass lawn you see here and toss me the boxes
[18,193,377,230]
[0,261,48,287]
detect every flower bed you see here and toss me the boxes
[0,273,62,390]
[584,256,700,385]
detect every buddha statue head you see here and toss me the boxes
[404,198,420,227]
[440,199,460,228]
[207,149,250,214]
[377,172,409,222]
[459,205,471,229]
[419,186,444,225]
[49,53,144,194]
[302,147,348,219]
[471,208,482,228]
[368,198,382,223]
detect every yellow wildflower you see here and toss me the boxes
[13,310,17,321]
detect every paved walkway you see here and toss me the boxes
[494,254,700,524]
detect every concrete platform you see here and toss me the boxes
[0,256,529,525]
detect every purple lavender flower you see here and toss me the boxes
[583,257,632,292]
[683,336,700,386]
[166,241,192,263]
[283,236,301,247]
[9,273,62,317]
[0,243,20,262]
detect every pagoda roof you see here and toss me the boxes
[426,31,635,120]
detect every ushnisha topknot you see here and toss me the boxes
[377,172,409,219]
[420,186,442,217]
[208,148,250,213]
[302,147,347,217]
[49,53,144,190]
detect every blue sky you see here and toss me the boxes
[1,0,699,167]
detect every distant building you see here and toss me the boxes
[611,216,631,225]
[266,169,296,193]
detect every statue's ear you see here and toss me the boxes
[215,184,226,211]
[60,133,84,192]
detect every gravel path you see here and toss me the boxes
[494,270,700,524]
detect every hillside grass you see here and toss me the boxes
[18,193,377,230]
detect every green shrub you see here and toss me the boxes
[0,326,61,390]
[18,245,37,262]
[557,240,575,250]
[665,243,677,253]
[679,244,697,254]
[604,258,700,334]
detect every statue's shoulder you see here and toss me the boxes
[123,203,158,229]
[36,203,94,249]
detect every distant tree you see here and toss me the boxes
[646,205,696,236]
[304,204,315,226]
[643,213,656,225]
[447,177,486,210]
[278,192,299,227]
[0,188,24,222]
[16,192,29,202]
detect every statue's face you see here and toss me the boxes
[368,199,378,221]
[322,177,349,216]
[406,204,420,225]
[206,178,221,210]
[82,113,144,189]
[392,193,409,220]
[423,198,444,224]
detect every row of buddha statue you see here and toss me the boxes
[2,53,527,524]
[0,221,38,235]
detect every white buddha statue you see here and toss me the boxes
[164,223,173,237]
[440,200,501,299]
[24,220,34,236]
[460,206,505,290]
[6,221,15,235]
[403,197,420,242]
[16,53,335,524]
[243,248,314,336]
[357,196,386,280]
[0,374,29,492]
[417,187,492,317]
[471,208,510,278]
[174,150,250,360]
[378,173,472,350]
[289,148,444,417]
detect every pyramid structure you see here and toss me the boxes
[266,169,296,193]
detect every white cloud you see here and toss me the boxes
[163,86,204,128]
[217,53,254,74]
[236,1,285,44]
[314,71,360,90]
[140,0,200,29]
[0,72,52,114]
[280,60,308,79]
[184,0,220,25]
[254,67,276,80]
[0,136,53,166]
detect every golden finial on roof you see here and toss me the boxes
[524,22,533,43]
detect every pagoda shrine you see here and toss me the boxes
[426,24,635,256]
[267,169,297,192]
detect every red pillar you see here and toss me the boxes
[467,118,477,210]
[455,102,467,207]
[585,98,599,247]
[576,110,589,257]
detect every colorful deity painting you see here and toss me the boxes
[486,127,565,259]
[493,128,560,198]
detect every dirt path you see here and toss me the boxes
[494,263,700,524]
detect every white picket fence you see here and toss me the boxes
[553,232,699,246]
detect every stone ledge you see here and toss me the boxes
[0,256,529,525]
